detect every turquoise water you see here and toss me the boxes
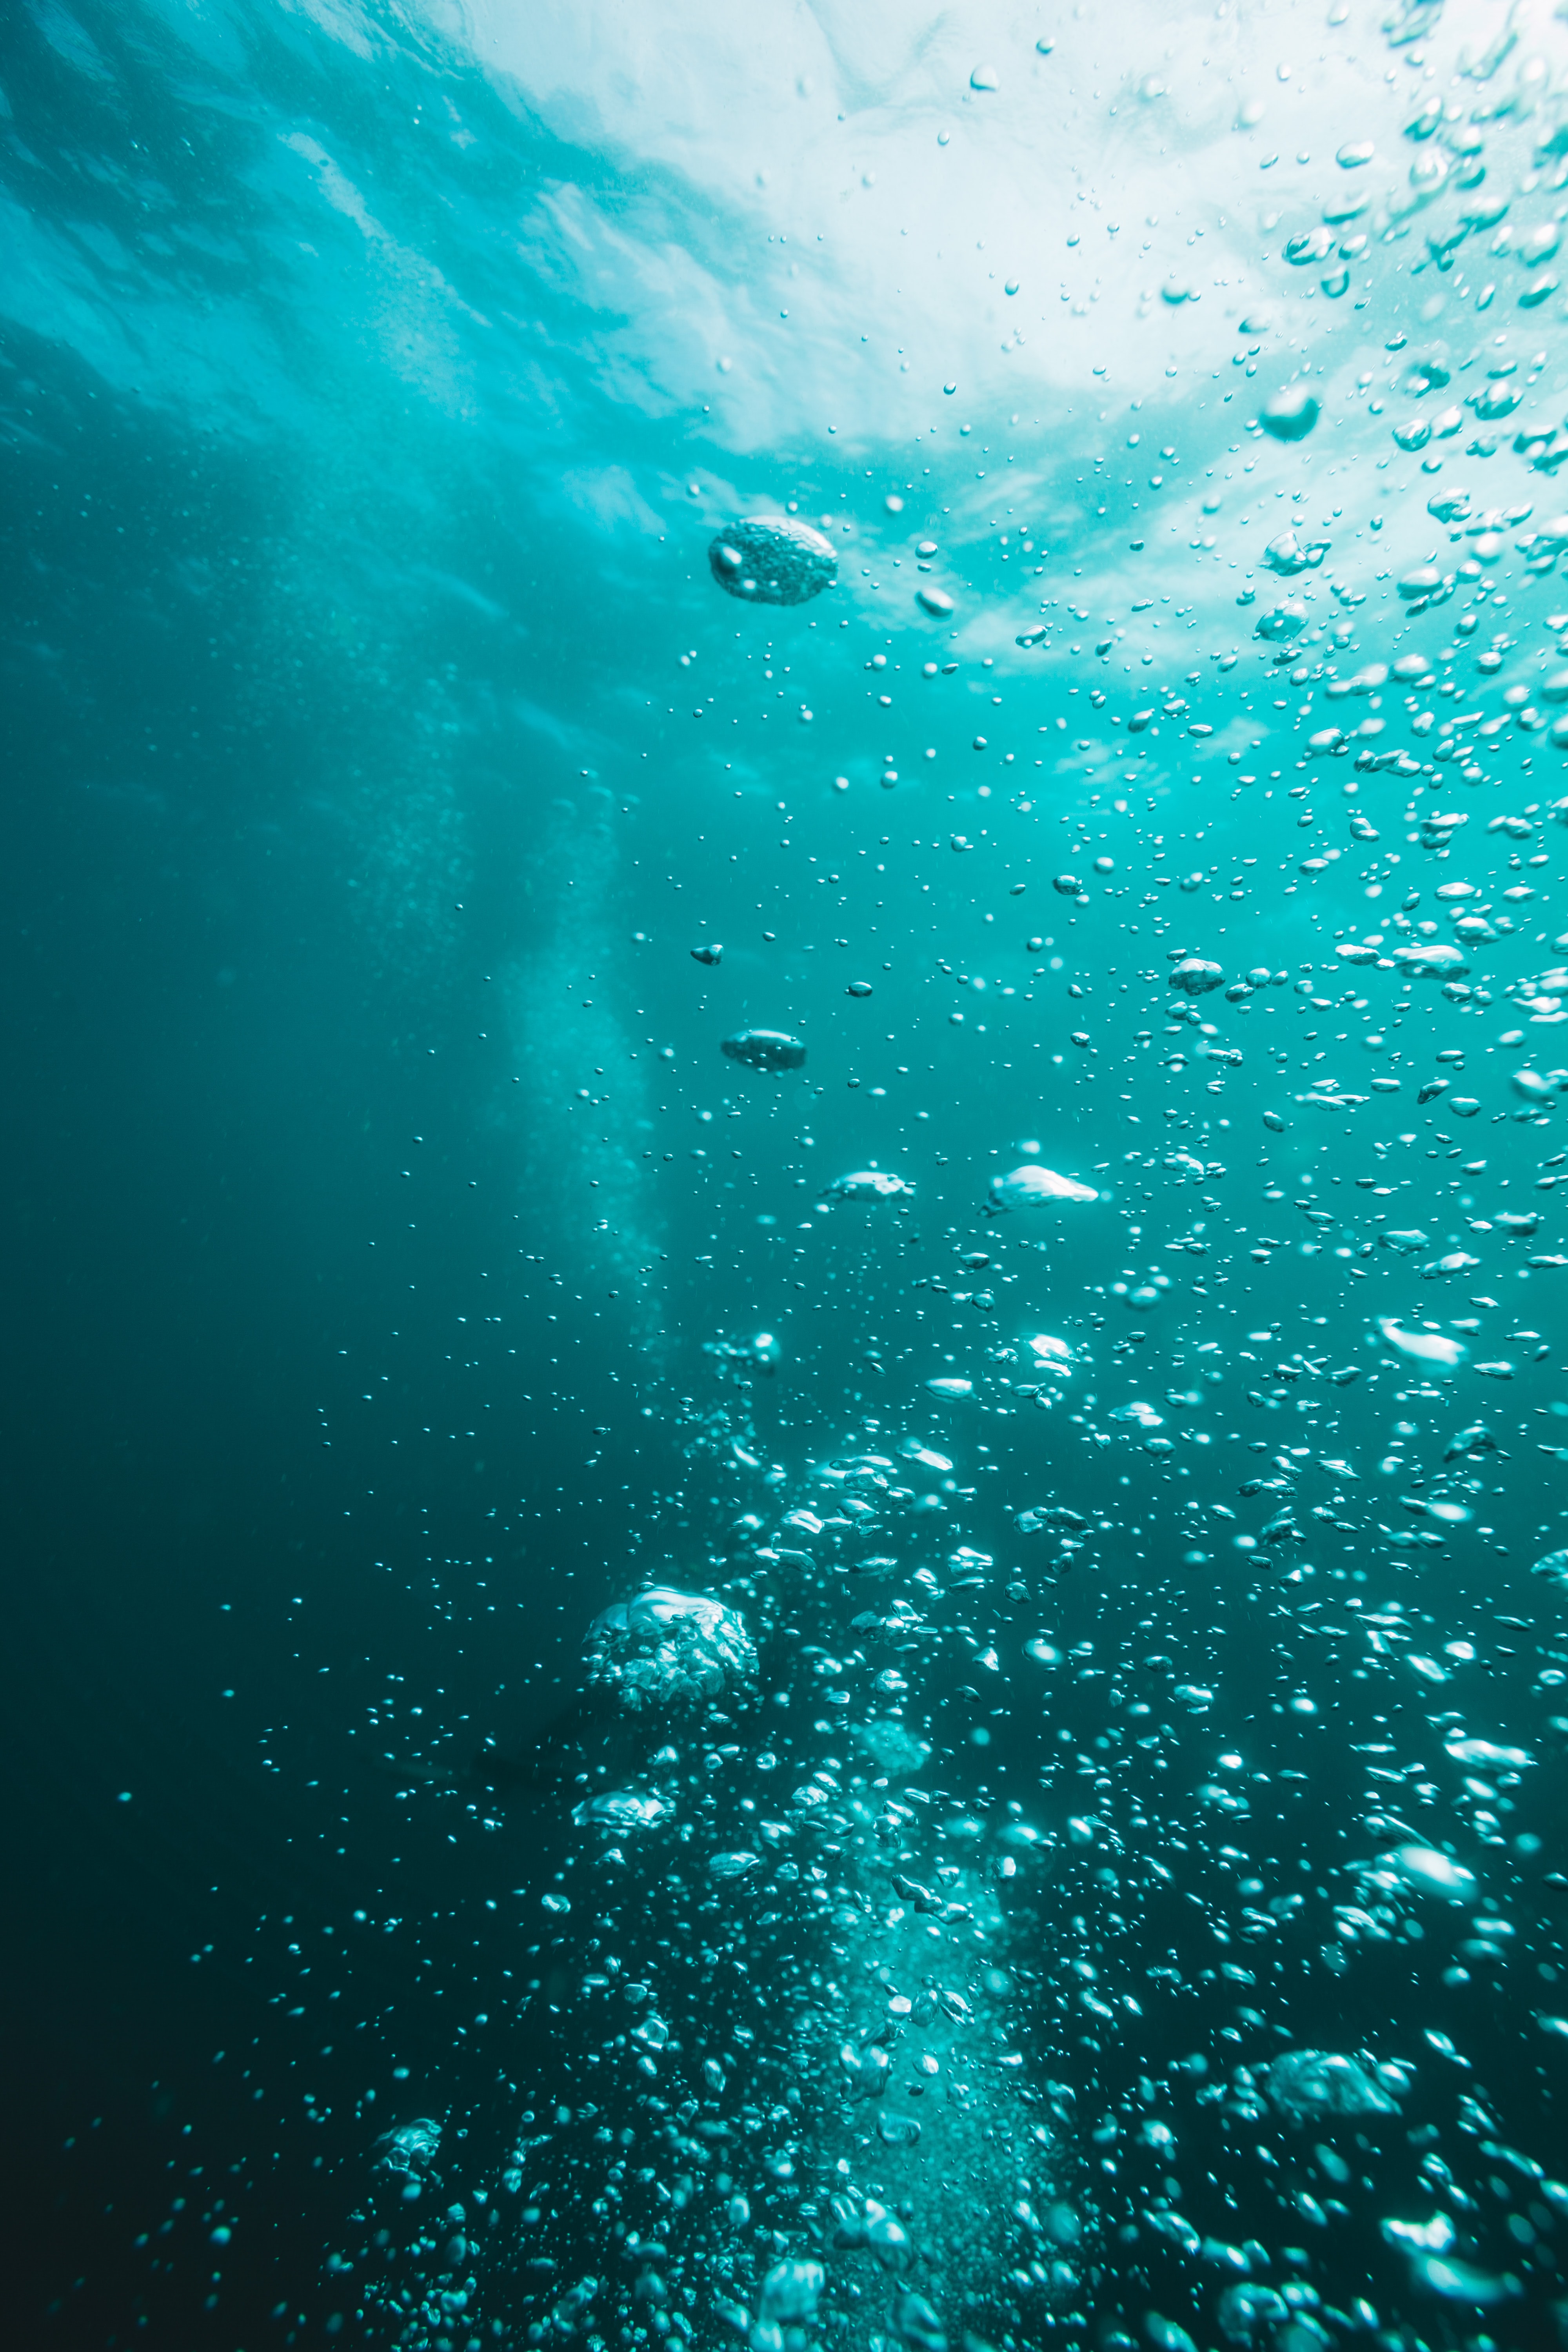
[9,3,1568,2347]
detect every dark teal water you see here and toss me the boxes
[9,5,1568,2349]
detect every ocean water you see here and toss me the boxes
[9,3,1568,2348]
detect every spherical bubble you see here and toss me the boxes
[1260,385,1321,442]
[759,2259,824,2325]
[822,1168,915,1202]
[707,516,836,606]
[584,1587,757,1711]
[1255,599,1307,642]
[708,1849,760,1879]
[1265,2049,1399,2121]
[1388,1843,1478,1901]
[989,1164,1098,1210]
[574,1789,675,1833]
[1218,2285,1291,2345]
[376,2119,443,2177]
[721,1027,806,1071]
[1168,957,1225,996]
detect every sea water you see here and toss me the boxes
[9,4,1568,2350]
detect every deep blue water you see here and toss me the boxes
[10,4,1568,2349]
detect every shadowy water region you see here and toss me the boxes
[9,4,1568,2349]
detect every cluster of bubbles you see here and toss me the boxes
[584,1587,759,1712]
